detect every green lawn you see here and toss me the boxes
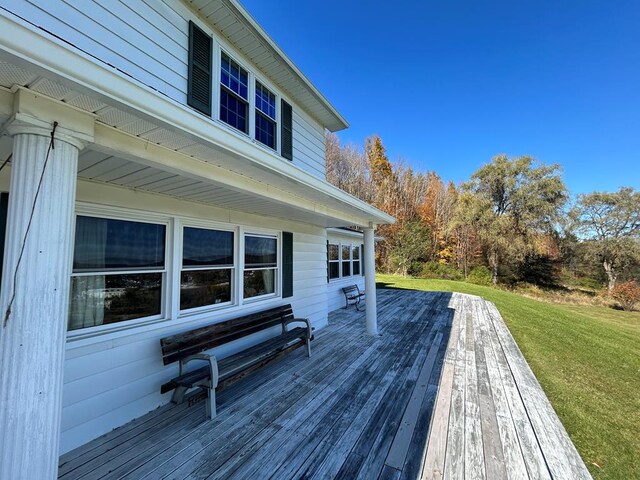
[377,274,640,480]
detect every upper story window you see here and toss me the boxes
[220,52,249,133]
[187,26,294,160]
[69,216,166,331]
[180,226,234,311]
[255,81,277,150]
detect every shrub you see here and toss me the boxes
[610,281,640,311]
[420,261,463,281]
[467,265,492,286]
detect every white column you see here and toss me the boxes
[364,225,378,335]
[0,126,81,480]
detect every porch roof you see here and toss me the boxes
[57,289,592,479]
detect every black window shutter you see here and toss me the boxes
[361,243,365,276]
[0,193,9,292]
[326,240,330,283]
[281,99,293,160]
[188,21,212,116]
[282,232,293,298]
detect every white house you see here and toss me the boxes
[0,1,394,478]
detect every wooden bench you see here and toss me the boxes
[342,285,365,311]
[159,304,312,418]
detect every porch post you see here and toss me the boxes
[364,224,378,335]
[0,123,82,479]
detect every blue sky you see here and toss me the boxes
[242,0,640,195]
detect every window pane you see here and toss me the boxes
[73,216,165,271]
[245,236,277,267]
[342,261,351,277]
[329,262,340,279]
[220,52,248,99]
[183,227,233,266]
[353,261,361,276]
[255,111,276,149]
[180,269,232,310]
[342,245,350,261]
[68,273,162,330]
[352,245,360,260]
[220,89,248,133]
[244,269,276,298]
[328,244,339,261]
[255,82,276,119]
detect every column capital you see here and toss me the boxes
[4,113,88,150]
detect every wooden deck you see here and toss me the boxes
[58,290,592,479]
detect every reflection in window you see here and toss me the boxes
[220,52,248,133]
[181,227,234,310]
[244,234,277,299]
[328,243,339,280]
[69,216,166,331]
[255,81,276,149]
[342,245,351,277]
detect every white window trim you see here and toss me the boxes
[241,228,281,303]
[177,221,237,317]
[68,204,173,340]
[328,241,362,282]
[67,203,284,341]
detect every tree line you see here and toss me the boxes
[327,133,640,301]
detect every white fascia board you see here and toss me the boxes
[0,11,394,226]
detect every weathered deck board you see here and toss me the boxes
[59,290,591,480]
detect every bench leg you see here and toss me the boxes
[306,338,311,357]
[206,387,217,419]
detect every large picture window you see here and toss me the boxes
[220,52,249,133]
[69,216,166,331]
[244,234,278,299]
[180,227,234,310]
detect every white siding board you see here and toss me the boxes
[8,0,185,100]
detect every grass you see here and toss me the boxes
[377,274,640,480]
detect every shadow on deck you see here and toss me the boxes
[58,289,591,480]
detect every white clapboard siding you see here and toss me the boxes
[2,0,188,102]
[59,201,330,454]
[292,110,327,179]
[3,0,329,178]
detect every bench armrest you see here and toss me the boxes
[179,353,219,388]
[282,317,312,339]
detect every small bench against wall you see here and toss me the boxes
[159,304,313,418]
[342,285,365,311]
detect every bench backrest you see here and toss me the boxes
[160,304,295,365]
[342,285,360,295]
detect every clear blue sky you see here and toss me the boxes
[242,0,640,195]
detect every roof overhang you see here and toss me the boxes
[0,12,394,228]
[188,0,348,132]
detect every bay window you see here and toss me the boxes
[244,234,278,299]
[69,216,166,331]
[180,227,234,310]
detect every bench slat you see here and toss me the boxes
[159,327,308,394]
[160,305,295,365]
